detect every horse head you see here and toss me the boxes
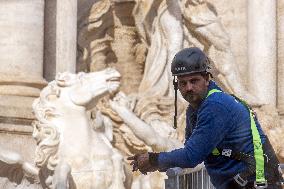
[56,67,121,110]
[31,68,122,188]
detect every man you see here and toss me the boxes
[128,47,283,189]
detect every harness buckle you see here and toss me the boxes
[233,174,248,187]
[222,149,232,157]
[263,154,270,163]
[254,181,268,189]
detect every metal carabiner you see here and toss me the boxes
[233,174,248,187]
[254,181,268,189]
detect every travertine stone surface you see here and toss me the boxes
[277,0,284,122]
[0,0,46,97]
[135,0,183,97]
[78,0,145,94]
[208,0,248,84]
[0,132,36,162]
[248,0,277,105]
[111,1,144,94]
[0,0,46,175]
[44,0,77,81]
[56,0,77,73]
[44,0,57,81]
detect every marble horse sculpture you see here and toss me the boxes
[0,68,126,189]
[32,68,125,189]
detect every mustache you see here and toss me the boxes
[183,92,206,100]
[185,92,196,97]
[183,93,196,101]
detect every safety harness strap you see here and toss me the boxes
[206,88,222,98]
[206,89,266,186]
[215,144,284,187]
[249,109,266,184]
[231,95,266,185]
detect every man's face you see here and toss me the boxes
[177,73,209,108]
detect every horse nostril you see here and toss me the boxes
[105,67,114,74]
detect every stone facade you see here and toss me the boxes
[0,0,283,188]
[278,0,284,125]
[0,0,78,161]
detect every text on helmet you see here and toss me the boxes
[175,67,186,72]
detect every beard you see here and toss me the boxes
[183,91,207,108]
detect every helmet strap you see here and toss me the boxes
[173,76,178,129]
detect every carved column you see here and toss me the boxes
[0,0,46,161]
[248,0,277,105]
[44,0,77,81]
[278,0,284,123]
[56,0,77,73]
[0,0,46,97]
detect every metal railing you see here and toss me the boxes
[165,164,284,189]
[165,163,215,189]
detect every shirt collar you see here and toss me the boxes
[207,80,222,93]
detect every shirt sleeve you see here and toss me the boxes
[158,101,233,169]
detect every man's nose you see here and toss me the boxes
[185,82,193,92]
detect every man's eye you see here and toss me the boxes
[178,81,186,87]
[191,79,199,84]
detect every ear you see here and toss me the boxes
[69,86,93,106]
[203,72,209,83]
[204,72,210,80]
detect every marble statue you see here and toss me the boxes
[0,68,126,189]
[32,68,125,189]
[133,0,183,97]
[109,92,182,152]
[0,146,40,188]
[77,0,114,72]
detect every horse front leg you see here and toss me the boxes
[110,149,126,189]
[52,161,73,189]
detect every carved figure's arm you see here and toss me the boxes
[109,95,182,152]
[0,147,39,186]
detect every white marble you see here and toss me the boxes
[248,0,277,105]
[56,0,77,74]
[0,68,126,189]
[134,0,183,97]
[277,0,284,116]
[0,0,46,97]
[32,68,124,189]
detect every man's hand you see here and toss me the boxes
[127,153,158,174]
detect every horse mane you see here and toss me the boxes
[32,72,81,170]
[32,81,62,171]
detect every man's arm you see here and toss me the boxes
[156,101,232,169]
[127,101,232,174]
